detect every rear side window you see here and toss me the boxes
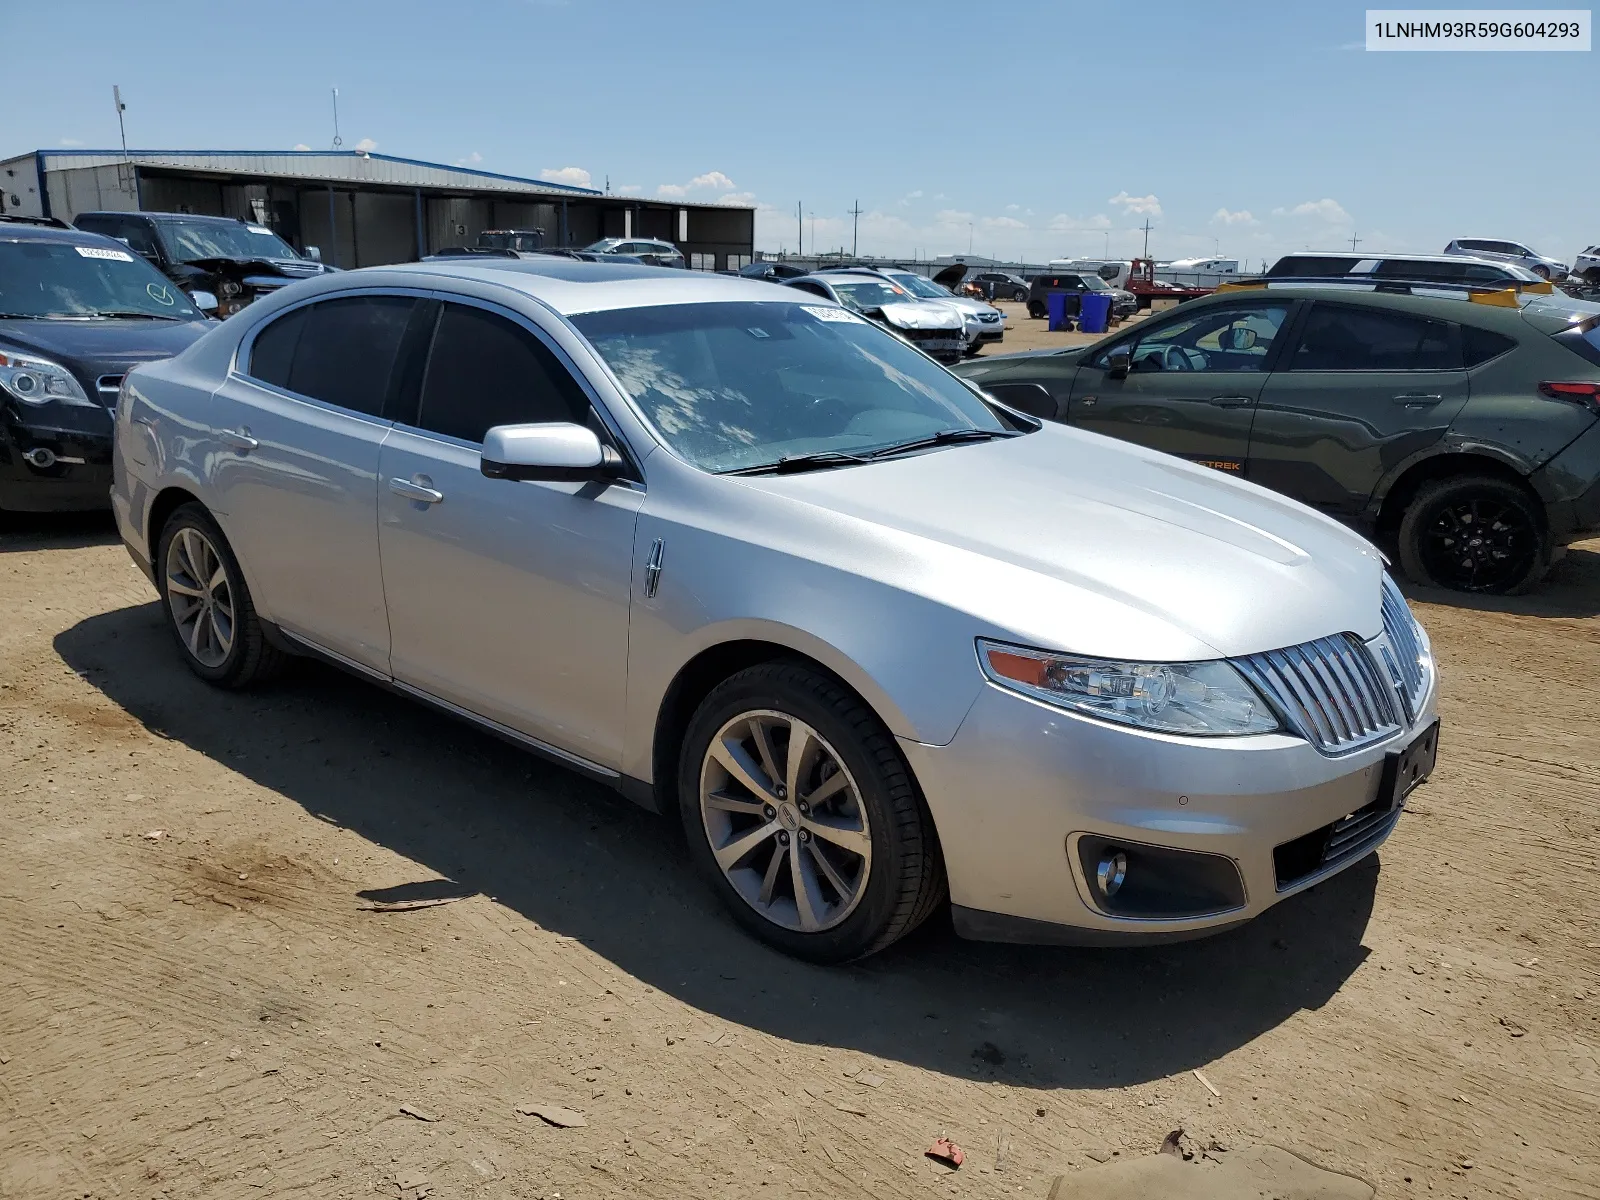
[248,295,415,416]
[414,303,590,443]
[1269,255,1358,277]
[1291,305,1457,371]
[1461,325,1517,367]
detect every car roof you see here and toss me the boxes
[357,258,811,315]
[78,210,242,224]
[1204,281,1600,326]
[0,220,135,249]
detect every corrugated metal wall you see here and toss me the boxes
[49,164,140,220]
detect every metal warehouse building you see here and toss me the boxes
[0,149,756,271]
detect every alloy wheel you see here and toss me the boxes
[1417,496,1537,593]
[164,526,235,667]
[698,709,873,933]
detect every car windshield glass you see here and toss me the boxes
[1079,274,1110,291]
[155,219,299,263]
[829,280,911,310]
[570,300,1008,473]
[0,240,200,319]
[583,239,623,252]
[891,273,948,299]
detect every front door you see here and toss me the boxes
[209,292,423,673]
[1067,300,1295,474]
[377,299,644,770]
[1249,301,1470,515]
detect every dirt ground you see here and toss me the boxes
[1,513,1597,1200]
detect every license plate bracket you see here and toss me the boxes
[1380,719,1440,811]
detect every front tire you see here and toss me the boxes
[1396,475,1550,595]
[157,503,286,687]
[677,662,945,963]
[1012,287,1028,302]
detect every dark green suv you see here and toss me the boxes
[954,282,1600,594]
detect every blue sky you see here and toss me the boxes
[9,0,1594,266]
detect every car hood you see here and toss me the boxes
[736,423,1384,661]
[927,294,999,317]
[0,317,210,368]
[877,301,965,331]
[181,256,330,279]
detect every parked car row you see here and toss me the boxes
[110,258,1447,964]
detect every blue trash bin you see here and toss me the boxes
[1079,291,1111,334]
[1046,291,1071,332]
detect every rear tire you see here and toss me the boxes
[1027,301,1045,319]
[1396,475,1550,595]
[677,661,945,963]
[157,503,286,687]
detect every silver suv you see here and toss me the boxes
[112,259,1439,962]
[1444,237,1568,281]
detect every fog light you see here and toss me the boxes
[1096,850,1127,898]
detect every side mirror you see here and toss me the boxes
[983,382,1059,421]
[1107,349,1132,381]
[480,422,624,483]
[305,245,322,262]
[189,290,219,314]
[1223,326,1258,351]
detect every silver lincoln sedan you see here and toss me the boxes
[111,259,1439,962]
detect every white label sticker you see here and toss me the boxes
[801,305,858,322]
[247,225,273,235]
[76,245,135,262]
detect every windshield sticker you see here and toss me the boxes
[146,282,177,306]
[76,245,135,263]
[246,225,273,235]
[801,305,859,323]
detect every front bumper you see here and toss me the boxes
[0,416,114,513]
[902,663,1439,944]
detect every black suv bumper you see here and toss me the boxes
[0,408,114,513]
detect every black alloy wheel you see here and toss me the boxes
[1398,475,1549,595]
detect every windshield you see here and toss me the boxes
[829,280,912,310]
[155,219,300,263]
[583,239,624,252]
[889,273,950,300]
[1079,274,1110,291]
[0,240,201,320]
[570,300,1007,472]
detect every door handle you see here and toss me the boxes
[1207,395,1254,408]
[220,427,258,452]
[1392,393,1443,406]
[389,477,444,505]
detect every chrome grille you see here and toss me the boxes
[96,374,124,407]
[1235,634,1401,755]
[1381,574,1427,717]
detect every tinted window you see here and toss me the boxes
[1292,306,1457,371]
[415,303,590,443]
[282,296,416,415]
[249,306,307,388]
[116,219,160,258]
[1461,325,1517,367]
[1268,255,1359,277]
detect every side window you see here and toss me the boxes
[118,220,160,259]
[282,295,417,416]
[1461,325,1517,367]
[788,281,830,298]
[1291,305,1457,371]
[248,306,307,388]
[414,303,591,444]
[1104,303,1291,373]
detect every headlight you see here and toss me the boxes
[977,639,1281,736]
[0,350,94,407]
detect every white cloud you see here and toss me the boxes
[656,183,688,198]
[982,215,1027,230]
[1047,212,1112,232]
[1004,203,1020,212]
[1108,191,1162,216]
[292,143,311,152]
[687,170,735,191]
[455,151,483,167]
[1211,207,1258,226]
[540,165,592,188]
[1273,198,1351,223]
[617,184,642,195]
[933,208,975,225]
[898,189,924,206]
[59,137,84,147]
[353,137,378,153]
[716,191,757,207]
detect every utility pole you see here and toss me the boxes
[331,87,343,149]
[1349,231,1362,252]
[968,222,973,255]
[797,201,803,257]
[113,86,129,158]
[1140,218,1153,258]
[1103,230,1110,257]
[849,199,863,258]
[112,86,134,197]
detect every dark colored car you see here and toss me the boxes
[0,217,212,513]
[72,211,333,317]
[955,281,1600,594]
[738,261,810,282]
[1025,271,1137,320]
[971,271,1031,302]
[477,228,544,252]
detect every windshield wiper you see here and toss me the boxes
[865,427,1019,459]
[91,311,186,321]
[721,450,876,476]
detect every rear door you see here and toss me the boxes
[1066,299,1295,474]
[1248,302,1469,515]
